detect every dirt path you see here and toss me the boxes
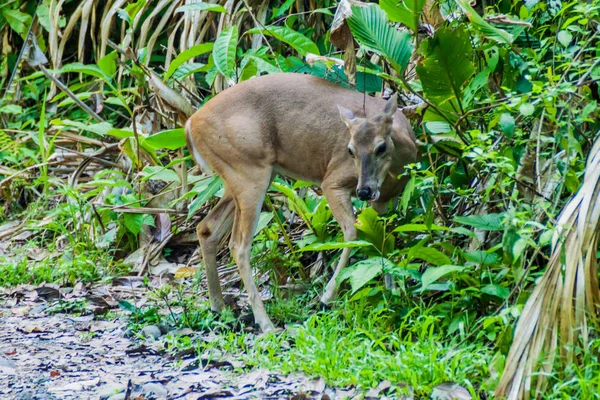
[0,287,340,400]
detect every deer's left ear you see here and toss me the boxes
[383,94,398,119]
[337,105,356,128]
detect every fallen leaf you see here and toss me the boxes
[174,267,198,279]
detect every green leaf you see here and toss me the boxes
[412,247,451,266]
[481,284,510,300]
[59,63,112,83]
[519,102,535,117]
[2,9,31,36]
[177,3,228,13]
[143,128,186,150]
[394,223,449,232]
[98,51,118,77]
[421,265,464,291]
[416,27,474,107]
[464,250,499,265]
[124,213,154,235]
[455,0,514,44]
[140,166,181,183]
[557,30,572,47]
[254,212,273,237]
[355,208,394,255]
[244,55,281,73]
[347,3,413,72]
[379,0,426,32]
[454,213,505,231]
[299,240,374,252]
[337,257,393,293]
[499,113,515,137]
[106,128,134,139]
[271,0,295,20]
[171,63,208,81]
[0,105,23,115]
[213,26,238,79]
[400,176,415,214]
[187,176,223,219]
[247,26,319,56]
[165,43,214,79]
[118,300,137,312]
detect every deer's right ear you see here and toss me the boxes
[337,105,356,128]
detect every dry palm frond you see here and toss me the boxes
[496,134,600,399]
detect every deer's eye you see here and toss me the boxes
[375,143,387,156]
[348,147,355,157]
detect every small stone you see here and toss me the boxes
[143,382,168,398]
[141,325,163,340]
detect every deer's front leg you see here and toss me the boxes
[320,184,356,305]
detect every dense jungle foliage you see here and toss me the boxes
[2,0,600,398]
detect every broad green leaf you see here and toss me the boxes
[177,3,228,13]
[412,247,451,266]
[0,105,23,114]
[124,213,154,235]
[519,102,535,116]
[421,265,464,291]
[248,26,319,56]
[58,120,114,136]
[557,30,572,47]
[499,113,515,137]
[379,0,426,32]
[299,240,373,252]
[172,63,208,81]
[2,9,31,36]
[464,250,499,265]
[347,3,413,72]
[254,212,274,237]
[107,128,134,139]
[355,208,394,255]
[416,27,474,107]
[455,0,513,44]
[337,257,393,293]
[165,43,214,79]
[213,26,238,79]
[187,176,223,219]
[59,63,112,83]
[394,223,449,232]
[244,55,281,73]
[454,213,505,231]
[118,300,137,312]
[271,0,295,20]
[481,284,510,300]
[141,166,181,183]
[97,51,118,77]
[143,128,186,150]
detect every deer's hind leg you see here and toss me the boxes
[226,168,276,333]
[197,191,235,313]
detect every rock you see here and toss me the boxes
[141,325,163,340]
[0,355,16,375]
[143,382,168,398]
[97,382,126,397]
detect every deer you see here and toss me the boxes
[185,73,417,332]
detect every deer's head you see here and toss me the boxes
[338,95,397,202]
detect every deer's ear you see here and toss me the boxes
[337,105,356,128]
[383,94,398,119]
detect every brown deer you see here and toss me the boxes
[185,73,417,332]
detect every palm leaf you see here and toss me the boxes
[346,3,413,73]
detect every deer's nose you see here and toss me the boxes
[357,187,372,201]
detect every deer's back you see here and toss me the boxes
[189,73,414,184]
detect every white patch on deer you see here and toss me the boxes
[186,119,212,173]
